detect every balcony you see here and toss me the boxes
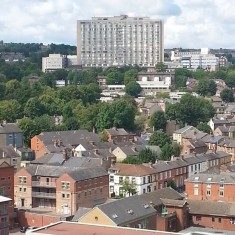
[32,181,56,188]
[32,192,56,199]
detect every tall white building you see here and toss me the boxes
[77,15,164,67]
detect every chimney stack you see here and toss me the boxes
[63,149,68,161]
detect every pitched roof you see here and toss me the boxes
[187,199,235,216]
[0,123,22,133]
[114,145,145,156]
[174,125,194,134]
[24,165,108,181]
[72,207,91,222]
[105,128,130,136]
[187,139,207,148]
[110,163,156,176]
[161,198,186,207]
[97,195,156,225]
[185,172,235,184]
[0,146,20,159]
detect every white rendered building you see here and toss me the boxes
[77,15,164,67]
[42,54,66,72]
[108,163,157,197]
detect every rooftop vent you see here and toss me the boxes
[112,214,118,218]
[127,209,134,214]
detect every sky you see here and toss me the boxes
[1,0,235,48]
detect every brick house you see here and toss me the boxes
[187,199,235,231]
[173,126,199,145]
[0,195,12,235]
[14,165,109,216]
[0,161,14,228]
[217,138,235,162]
[108,163,157,197]
[105,127,137,143]
[0,123,23,148]
[31,130,113,158]
[185,172,235,202]
[153,159,188,190]
[78,188,184,231]
[181,139,208,155]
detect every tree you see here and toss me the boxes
[124,81,142,97]
[175,94,215,126]
[148,131,171,148]
[18,117,38,147]
[138,148,157,163]
[196,79,217,96]
[100,131,109,142]
[0,99,22,122]
[220,89,234,102]
[122,156,142,164]
[165,103,177,120]
[168,180,177,190]
[124,68,138,85]
[175,75,187,89]
[172,142,181,158]
[197,122,212,134]
[159,143,173,161]
[120,180,137,197]
[106,71,123,85]
[155,62,167,72]
[24,97,46,118]
[225,71,235,88]
[150,110,167,131]
[64,117,80,130]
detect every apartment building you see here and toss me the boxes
[0,161,14,229]
[0,196,12,235]
[185,173,235,202]
[0,123,23,148]
[14,165,109,216]
[108,163,157,197]
[77,15,164,67]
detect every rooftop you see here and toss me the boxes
[30,222,181,235]
[0,123,22,133]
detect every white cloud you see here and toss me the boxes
[0,0,234,48]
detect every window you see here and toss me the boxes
[218,217,222,223]
[176,169,179,175]
[220,184,224,188]
[100,188,103,193]
[148,176,151,183]
[23,188,26,192]
[132,177,136,183]
[62,182,70,190]
[19,187,22,192]
[62,193,65,198]
[126,177,130,182]
[160,173,163,180]
[212,217,215,222]
[77,194,80,199]
[84,191,87,197]
[67,194,70,198]
[168,171,172,177]
[164,171,167,179]
[207,184,211,188]
[143,177,146,184]
[196,216,201,221]
[110,186,114,193]
[184,167,186,173]
[143,188,146,193]
[119,177,123,183]
[206,190,211,196]
[194,188,198,196]
[191,165,193,171]
[219,190,224,197]
[110,176,114,182]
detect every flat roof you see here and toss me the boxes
[30,222,182,235]
[180,226,234,235]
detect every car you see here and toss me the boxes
[20,226,38,233]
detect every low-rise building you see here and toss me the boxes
[185,172,235,202]
[0,195,12,235]
[105,128,137,143]
[108,163,157,197]
[14,165,109,216]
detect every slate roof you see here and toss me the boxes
[153,159,188,173]
[139,188,184,206]
[109,163,156,176]
[105,128,130,136]
[115,145,145,156]
[185,172,235,184]
[218,138,235,148]
[0,146,19,159]
[161,198,186,207]
[72,207,91,222]
[0,123,22,133]
[187,199,235,216]
[187,139,207,148]
[24,165,108,181]
[174,125,194,134]
[97,195,156,225]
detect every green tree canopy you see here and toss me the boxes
[220,88,234,102]
[124,81,142,97]
[150,110,167,131]
[196,79,217,96]
[148,131,171,148]
[124,68,138,85]
[196,122,212,134]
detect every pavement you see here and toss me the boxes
[9,228,22,235]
